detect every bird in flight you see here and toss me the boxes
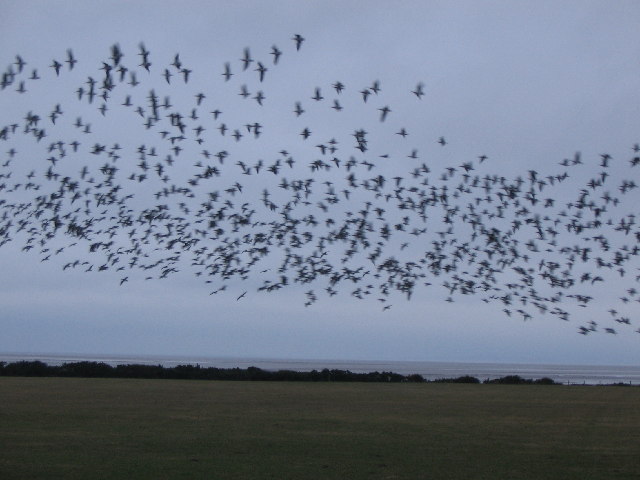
[14,55,26,73]
[293,34,305,50]
[65,49,77,70]
[378,106,391,122]
[0,33,637,339]
[50,59,62,75]
[241,48,253,71]
[412,82,424,99]
[270,45,282,64]
[255,62,267,82]
[222,62,233,81]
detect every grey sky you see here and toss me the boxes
[1,0,639,365]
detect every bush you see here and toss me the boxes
[484,375,528,384]
[433,375,480,384]
[534,377,559,385]
[2,360,51,377]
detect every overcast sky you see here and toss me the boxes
[1,0,640,366]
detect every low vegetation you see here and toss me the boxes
[0,360,561,384]
[2,377,640,479]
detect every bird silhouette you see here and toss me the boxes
[0,34,638,338]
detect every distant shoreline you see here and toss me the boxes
[2,353,640,385]
[2,359,638,386]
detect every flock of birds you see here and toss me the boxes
[1,35,639,335]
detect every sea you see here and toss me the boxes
[2,353,640,385]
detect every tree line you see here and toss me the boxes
[0,360,564,384]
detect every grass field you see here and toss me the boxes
[1,378,639,479]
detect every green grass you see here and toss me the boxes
[1,378,639,479]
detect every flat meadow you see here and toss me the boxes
[1,377,639,479]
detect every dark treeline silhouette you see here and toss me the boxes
[482,375,558,385]
[0,360,565,384]
[0,360,413,382]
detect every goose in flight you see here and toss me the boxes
[293,34,305,50]
[412,82,424,99]
[241,47,253,71]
